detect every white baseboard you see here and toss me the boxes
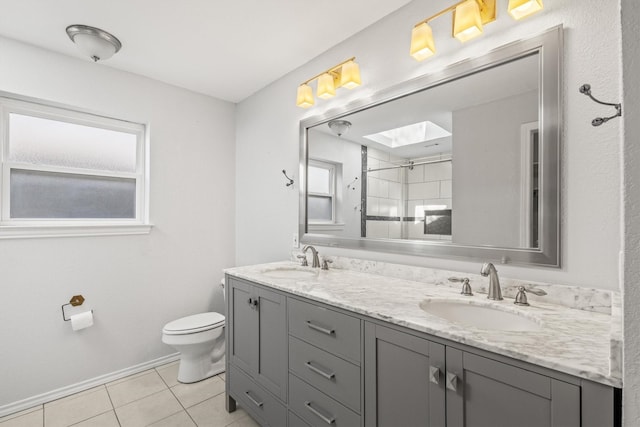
[0,353,180,418]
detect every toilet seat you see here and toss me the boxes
[163,312,224,335]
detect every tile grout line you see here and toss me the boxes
[165,381,199,426]
[103,382,122,427]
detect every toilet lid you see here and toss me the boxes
[163,312,225,335]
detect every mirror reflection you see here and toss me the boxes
[307,52,540,249]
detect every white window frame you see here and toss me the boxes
[0,95,151,239]
[307,159,337,224]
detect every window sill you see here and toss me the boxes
[308,223,345,232]
[0,223,153,239]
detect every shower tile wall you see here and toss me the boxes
[366,148,403,239]
[365,148,452,240]
[406,156,452,241]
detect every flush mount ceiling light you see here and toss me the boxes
[66,25,122,62]
[296,58,362,108]
[328,120,352,137]
[410,0,543,61]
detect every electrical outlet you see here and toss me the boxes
[292,233,299,248]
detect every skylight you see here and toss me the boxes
[363,121,451,148]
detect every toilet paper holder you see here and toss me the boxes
[61,295,93,321]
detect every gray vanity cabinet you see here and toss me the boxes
[364,323,446,427]
[364,323,589,427]
[226,276,288,424]
[445,347,580,427]
[225,275,619,427]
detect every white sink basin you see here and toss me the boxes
[419,299,542,332]
[260,267,319,280]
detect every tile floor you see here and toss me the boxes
[0,362,259,427]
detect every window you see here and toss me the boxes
[0,96,149,238]
[307,159,337,223]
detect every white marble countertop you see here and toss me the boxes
[225,261,621,388]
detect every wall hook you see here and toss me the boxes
[282,169,294,187]
[579,84,622,126]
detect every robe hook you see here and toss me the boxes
[579,83,622,127]
[282,169,294,187]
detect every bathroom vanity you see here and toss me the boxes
[224,261,621,427]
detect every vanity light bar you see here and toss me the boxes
[410,0,543,61]
[296,57,361,109]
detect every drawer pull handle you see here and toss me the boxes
[244,391,263,408]
[306,321,335,336]
[305,361,336,380]
[304,401,335,425]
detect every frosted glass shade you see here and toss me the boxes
[340,61,361,89]
[410,22,436,61]
[66,25,122,62]
[317,73,336,99]
[296,84,314,108]
[73,33,118,61]
[453,0,483,43]
[508,0,543,20]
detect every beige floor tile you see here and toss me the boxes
[0,406,42,423]
[0,409,43,427]
[147,411,195,427]
[218,373,225,382]
[171,376,225,409]
[107,370,167,408]
[115,389,182,427]
[156,363,180,388]
[187,395,248,427]
[225,415,259,427]
[44,387,112,427]
[71,411,119,427]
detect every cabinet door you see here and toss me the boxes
[445,348,580,427]
[255,286,288,401]
[228,278,257,377]
[364,322,446,427]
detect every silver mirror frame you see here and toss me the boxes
[299,26,562,267]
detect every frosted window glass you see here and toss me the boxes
[9,114,137,172]
[308,195,332,221]
[10,169,135,219]
[308,165,330,194]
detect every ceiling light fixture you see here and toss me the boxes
[296,58,361,108]
[410,0,543,61]
[66,25,122,62]
[328,120,352,137]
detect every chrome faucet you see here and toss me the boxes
[302,245,321,268]
[480,262,503,300]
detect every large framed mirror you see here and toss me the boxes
[299,26,561,267]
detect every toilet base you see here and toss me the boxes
[177,356,225,384]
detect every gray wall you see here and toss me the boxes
[236,0,622,290]
[452,90,538,247]
[621,0,640,425]
[0,36,236,408]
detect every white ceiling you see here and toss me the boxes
[0,0,412,103]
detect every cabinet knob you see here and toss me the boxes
[429,366,441,385]
[247,298,259,308]
[446,372,458,392]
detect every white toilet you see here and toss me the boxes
[162,312,225,383]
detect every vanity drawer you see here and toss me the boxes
[289,410,311,427]
[289,374,360,427]
[288,297,361,363]
[229,366,286,427]
[289,336,360,412]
